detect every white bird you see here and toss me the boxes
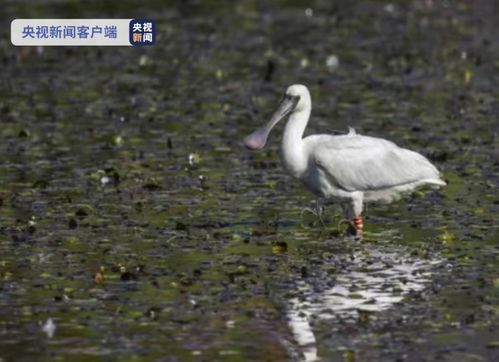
[243,84,445,237]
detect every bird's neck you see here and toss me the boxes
[281,108,310,178]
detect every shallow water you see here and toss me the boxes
[0,0,498,361]
[288,241,443,361]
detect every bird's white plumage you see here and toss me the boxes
[307,133,444,194]
[244,84,445,222]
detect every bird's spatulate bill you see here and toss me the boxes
[243,95,299,150]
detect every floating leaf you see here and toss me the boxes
[94,271,105,284]
[464,69,472,85]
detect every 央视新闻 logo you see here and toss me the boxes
[129,19,155,46]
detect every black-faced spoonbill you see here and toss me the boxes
[243,84,446,237]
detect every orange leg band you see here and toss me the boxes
[352,216,364,236]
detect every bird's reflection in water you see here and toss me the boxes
[287,246,442,361]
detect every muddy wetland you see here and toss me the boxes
[0,1,498,361]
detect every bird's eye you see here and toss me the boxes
[288,95,300,104]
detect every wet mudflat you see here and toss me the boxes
[0,0,498,361]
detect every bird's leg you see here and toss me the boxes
[338,204,355,235]
[349,193,364,238]
[352,215,364,238]
[315,199,326,227]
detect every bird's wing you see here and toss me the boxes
[326,127,356,135]
[311,135,442,192]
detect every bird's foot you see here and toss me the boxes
[337,219,356,236]
[338,217,364,238]
[337,217,378,242]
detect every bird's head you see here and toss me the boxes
[243,84,310,150]
[284,84,310,112]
